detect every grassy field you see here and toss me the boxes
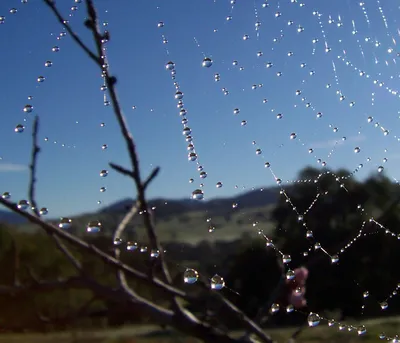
[2,316,400,343]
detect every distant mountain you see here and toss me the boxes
[100,186,285,219]
[0,210,28,225]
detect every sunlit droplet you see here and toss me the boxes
[87,220,102,233]
[211,274,225,290]
[192,189,204,200]
[59,217,72,229]
[184,268,199,284]
[307,313,320,327]
[17,200,29,210]
[202,57,213,68]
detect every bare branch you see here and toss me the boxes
[27,116,83,272]
[43,0,100,65]
[109,162,134,178]
[28,116,40,217]
[0,197,185,299]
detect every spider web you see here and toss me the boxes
[2,0,400,340]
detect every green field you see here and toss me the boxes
[2,316,400,343]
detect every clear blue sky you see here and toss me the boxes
[0,0,400,217]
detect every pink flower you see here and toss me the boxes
[286,267,308,309]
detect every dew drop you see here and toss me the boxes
[157,21,164,28]
[23,104,33,113]
[354,147,360,153]
[282,254,291,264]
[17,200,29,210]
[357,325,367,336]
[59,217,72,229]
[331,255,339,264]
[210,274,225,290]
[165,61,175,71]
[380,301,388,310]
[290,132,297,140]
[126,241,138,251]
[52,46,60,52]
[378,166,384,173]
[216,182,223,188]
[192,189,204,200]
[100,187,106,192]
[270,303,280,313]
[184,268,199,284]
[307,313,320,327]
[175,91,183,100]
[114,238,123,245]
[188,152,198,161]
[233,108,240,115]
[39,207,48,215]
[37,76,45,83]
[15,124,25,133]
[87,220,102,233]
[286,270,295,280]
[2,192,11,199]
[100,169,108,177]
[202,57,213,68]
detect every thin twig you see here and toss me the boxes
[43,0,100,64]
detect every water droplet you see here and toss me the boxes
[282,254,291,264]
[52,46,60,52]
[184,268,199,284]
[276,178,282,185]
[10,8,17,14]
[192,189,204,200]
[331,255,339,264]
[0,16,5,24]
[37,76,45,83]
[17,200,29,210]
[378,166,384,173]
[114,237,123,245]
[188,152,198,161]
[241,120,247,126]
[2,192,11,199]
[367,116,373,123]
[357,325,367,335]
[216,182,223,188]
[363,291,369,298]
[101,144,108,150]
[39,207,48,215]
[182,127,191,136]
[270,303,280,313]
[233,108,240,115]
[59,217,72,229]
[210,274,225,290]
[276,113,282,119]
[264,162,270,168]
[202,57,212,68]
[256,148,262,155]
[100,169,108,177]
[380,301,388,310]
[175,91,183,100]
[15,124,25,133]
[243,34,249,40]
[126,241,138,251]
[354,147,360,153]
[100,187,106,192]
[307,313,320,327]
[165,61,175,70]
[290,132,297,140]
[87,220,102,233]
[306,230,313,238]
[157,21,164,28]
[286,270,295,280]
[23,104,33,113]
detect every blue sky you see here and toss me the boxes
[0,0,400,218]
